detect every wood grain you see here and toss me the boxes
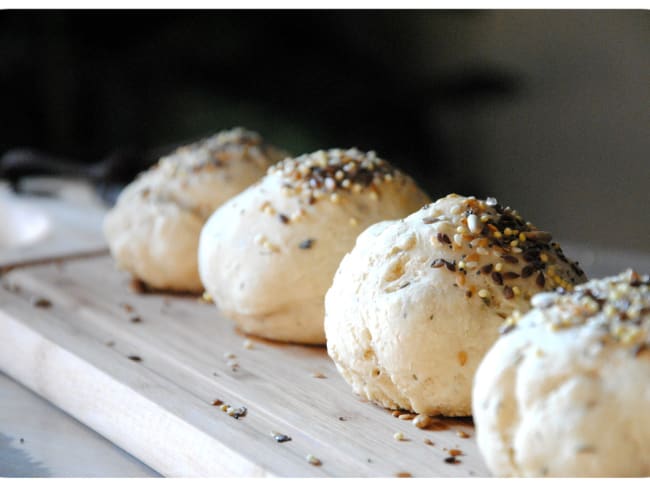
[0,255,489,477]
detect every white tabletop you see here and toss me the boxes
[0,372,158,477]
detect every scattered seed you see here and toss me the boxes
[480,263,493,274]
[127,355,142,362]
[457,351,468,366]
[278,213,290,224]
[243,339,254,350]
[395,472,412,478]
[503,286,515,299]
[393,432,406,441]
[521,265,535,278]
[437,233,451,245]
[299,238,315,249]
[31,297,52,308]
[306,454,321,466]
[491,271,503,285]
[449,448,463,456]
[228,406,247,419]
[273,433,292,443]
[398,413,415,421]
[431,258,445,268]
[212,399,223,406]
[224,352,237,359]
[413,414,432,429]
[423,438,434,446]
[456,430,470,439]
[312,372,327,379]
[422,217,439,224]
[129,315,142,323]
[444,456,460,464]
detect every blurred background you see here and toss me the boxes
[1,10,648,252]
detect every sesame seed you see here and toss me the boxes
[478,289,489,298]
[456,431,470,439]
[495,263,503,272]
[243,339,254,350]
[394,432,406,441]
[467,214,482,233]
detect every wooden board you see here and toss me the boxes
[0,255,488,477]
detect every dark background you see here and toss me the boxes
[1,10,648,252]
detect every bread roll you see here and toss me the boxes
[325,194,587,416]
[103,128,287,292]
[198,148,430,344]
[473,269,650,477]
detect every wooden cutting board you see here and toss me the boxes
[0,255,489,477]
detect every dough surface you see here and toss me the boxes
[473,269,650,477]
[325,194,587,416]
[198,148,430,344]
[103,128,287,292]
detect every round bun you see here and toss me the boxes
[198,148,430,344]
[473,269,650,477]
[324,194,588,416]
[103,128,287,292]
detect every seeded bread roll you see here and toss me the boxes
[198,148,430,344]
[324,194,587,416]
[103,128,287,292]
[473,270,650,477]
